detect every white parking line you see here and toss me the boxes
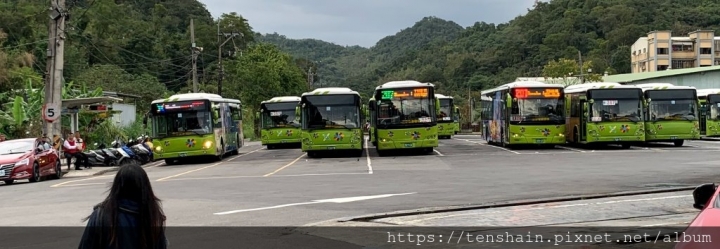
[264,153,306,177]
[455,139,521,154]
[156,148,262,181]
[556,146,586,152]
[433,149,444,156]
[365,137,373,174]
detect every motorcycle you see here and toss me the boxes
[111,139,139,166]
[127,137,152,164]
[81,149,107,167]
[93,143,119,166]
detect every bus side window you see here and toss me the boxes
[231,107,241,121]
[213,108,222,128]
[510,99,519,114]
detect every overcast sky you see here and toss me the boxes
[200,0,538,48]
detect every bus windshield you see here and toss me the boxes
[646,90,697,121]
[303,95,359,129]
[261,102,299,128]
[150,100,213,137]
[590,99,642,122]
[438,99,453,122]
[513,98,564,123]
[376,88,434,126]
[710,95,720,120]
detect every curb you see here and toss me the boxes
[340,186,697,222]
[62,161,160,178]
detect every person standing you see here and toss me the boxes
[63,134,86,170]
[78,161,168,249]
[0,133,5,142]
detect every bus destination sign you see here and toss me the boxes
[153,101,207,113]
[381,88,429,99]
[514,88,561,99]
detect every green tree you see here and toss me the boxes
[542,58,603,86]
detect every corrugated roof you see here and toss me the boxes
[602,65,720,83]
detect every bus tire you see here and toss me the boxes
[674,140,684,147]
[164,159,175,165]
[376,149,386,157]
[353,149,363,157]
[216,140,225,161]
[621,143,631,149]
[307,151,317,158]
[267,145,275,150]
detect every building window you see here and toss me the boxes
[671,45,693,52]
[657,65,669,71]
[671,60,694,69]
[701,48,712,54]
[657,48,668,54]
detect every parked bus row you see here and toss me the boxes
[480,81,718,149]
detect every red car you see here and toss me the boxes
[674,183,719,249]
[0,138,63,184]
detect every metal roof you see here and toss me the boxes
[301,87,359,96]
[481,81,564,95]
[151,93,241,104]
[261,96,301,104]
[435,94,453,99]
[564,82,641,94]
[375,80,434,90]
[602,65,720,83]
[697,88,720,97]
[635,83,697,91]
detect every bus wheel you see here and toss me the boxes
[621,143,631,149]
[307,151,317,158]
[164,159,175,165]
[376,149,386,157]
[267,145,275,150]
[573,127,579,143]
[353,149,363,157]
[673,140,684,147]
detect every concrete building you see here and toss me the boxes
[630,30,720,73]
[603,65,720,88]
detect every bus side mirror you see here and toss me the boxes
[369,103,375,111]
[142,116,148,129]
[505,93,512,108]
[693,183,717,210]
[588,99,594,104]
[295,106,300,117]
[255,112,260,118]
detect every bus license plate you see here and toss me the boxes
[327,146,335,150]
[535,139,544,144]
[178,153,187,157]
[404,143,414,148]
[670,136,678,140]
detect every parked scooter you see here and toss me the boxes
[93,143,119,166]
[127,137,152,164]
[111,139,138,166]
[81,149,107,167]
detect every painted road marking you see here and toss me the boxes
[365,136,373,174]
[50,175,113,188]
[214,192,416,215]
[155,148,262,181]
[433,149,444,156]
[160,172,369,182]
[455,138,521,154]
[264,153,306,177]
[556,146,586,153]
[403,194,690,224]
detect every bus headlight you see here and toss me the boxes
[155,146,162,152]
[203,141,212,149]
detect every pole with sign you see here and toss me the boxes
[42,103,61,123]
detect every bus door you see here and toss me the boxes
[699,100,707,135]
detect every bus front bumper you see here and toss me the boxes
[153,149,214,160]
[377,138,438,150]
[508,134,566,144]
[645,134,699,141]
[303,142,362,151]
[262,138,301,145]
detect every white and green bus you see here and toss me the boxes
[697,88,720,138]
[298,87,365,158]
[146,93,243,165]
[259,96,301,149]
[637,83,700,146]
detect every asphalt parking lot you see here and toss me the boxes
[2,135,719,229]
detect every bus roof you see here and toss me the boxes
[481,81,563,95]
[697,89,720,97]
[261,96,301,104]
[375,80,434,90]
[436,94,453,99]
[151,93,240,104]
[564,82,640,94]
[302,87,360,96]
[635,83,697,91]
[480,95,492,101]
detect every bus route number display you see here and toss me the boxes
[381,88,429,99]
[514,88,560,98]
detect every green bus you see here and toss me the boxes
[480,81,566,147]
[298,87,364,158]
[452,105,460,135]
[258,96,301,149]
[369,80,439,156]
[436,94,456,139]
[368,96,377,146]
[147,93,243,165]
[637,83,700,146]
[564,82,645,148]
[698,89,720,137]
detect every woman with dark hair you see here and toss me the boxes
[78,161,168,249]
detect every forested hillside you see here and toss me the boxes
[260,0,720,121]
[0,0,308,139]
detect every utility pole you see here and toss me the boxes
[578,50,584,83]
[217,20,241,97]
[43,0,66,138]
[190,19,199,92]
[307,65,315,89]
[468,83,472,127]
